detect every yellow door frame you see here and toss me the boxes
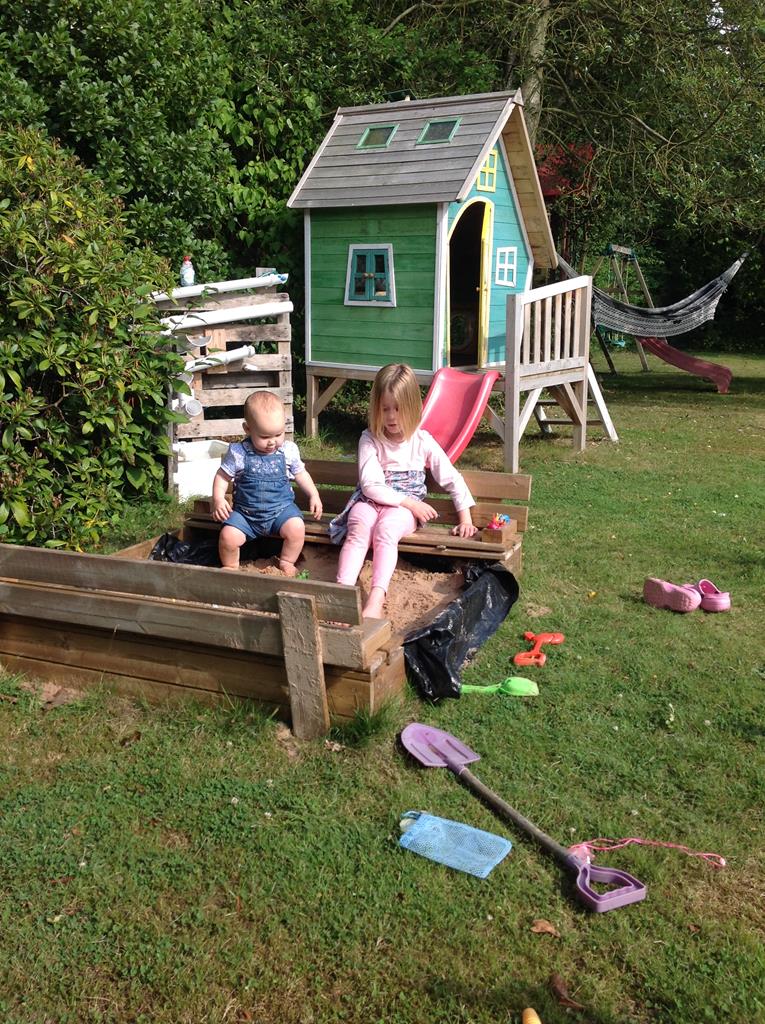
[446,197,494,367]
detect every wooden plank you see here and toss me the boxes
[573,287,583,359]
[564,291,573,358]
[185,514,528,556]
[305,372,319,438]
[587,364,619,442]
[482,403,505,443]
[0,578,368,669]
[302,460,532,502]
[187,503,527,546]
[297,525,524,566]
[111,536,162,560]
[176,416,294,440]
[201,324,291,344]
[297,494,529,530]
[313,377,347,417]
[0,614,394,696]
[306,364,434,384]
[197,386,292,408]
[0,544,363,624]
[370,647,406,713]
[504,292,523,472]
[481,524,517,545]
[517,369,588,392]
[200,367,286,388]
[201,370,282,390]
[0,653,265,712]
[0,617,289,702]
[0,619,401,720]
[543,296,552,363]
[278,592,329,739]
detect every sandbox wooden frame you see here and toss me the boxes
[0,465,530,739]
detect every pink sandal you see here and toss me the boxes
[643,578,701,613]
[685,579,731,613]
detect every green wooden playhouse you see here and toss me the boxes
[287,90,558,431]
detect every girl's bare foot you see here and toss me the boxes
[277,557,298,577]
[362,586,386,619]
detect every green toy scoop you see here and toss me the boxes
[461,676,539,697]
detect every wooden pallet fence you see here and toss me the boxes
[156,275,294,498]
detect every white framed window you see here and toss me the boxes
[344,244,397,307]
[495,246,518,287]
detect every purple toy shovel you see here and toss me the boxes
[400,723,646,913]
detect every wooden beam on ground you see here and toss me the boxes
[587,364,619,441]
[278,592,329,739]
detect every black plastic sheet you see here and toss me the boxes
[403,562,519,702]
[149,532,222,566]
[148,532,278,567]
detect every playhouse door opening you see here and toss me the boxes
[448,202,485,367]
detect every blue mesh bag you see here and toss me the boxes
[399,811,512,878]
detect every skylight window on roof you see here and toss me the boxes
[357,124,398,149]
[417,117,461,145]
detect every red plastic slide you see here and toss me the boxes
[638,337,732,394]
[420,367,500,462]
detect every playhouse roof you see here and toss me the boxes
[288,90,557,269]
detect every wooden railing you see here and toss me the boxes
[503,275,592,471]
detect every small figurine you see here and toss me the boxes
[180,255,195,287]
[486,512,510,530]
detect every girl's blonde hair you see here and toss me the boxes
[369,363,422,441]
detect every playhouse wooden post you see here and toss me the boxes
[277,591,330,740]
[504,293,524,472]
[306,371,319,437]
[572,278,592,453]
[306,370,348,438]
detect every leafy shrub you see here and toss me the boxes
[0,124,181,548]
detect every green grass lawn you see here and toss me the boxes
[1,350,764,1023]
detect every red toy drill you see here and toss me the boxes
[513,630,565,667]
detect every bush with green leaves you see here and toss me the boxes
[0,124,181,548]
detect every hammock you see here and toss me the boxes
[557,253,747,338]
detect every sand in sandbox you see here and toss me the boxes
[241,544,464,636]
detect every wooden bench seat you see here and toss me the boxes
[187,459,531,573]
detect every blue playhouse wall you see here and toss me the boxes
[448,145,531,365]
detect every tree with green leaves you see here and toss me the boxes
[0,125,181,547]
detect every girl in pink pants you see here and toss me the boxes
[333,364,477,619]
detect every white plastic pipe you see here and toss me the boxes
[152,273,288,304]
[184,344,256,374]
[171,395,203,418]
[161,300,293,336]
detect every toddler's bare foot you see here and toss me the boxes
[277,557,298,577]
[221,565,239,571]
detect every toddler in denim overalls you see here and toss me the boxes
[212,391,322,575]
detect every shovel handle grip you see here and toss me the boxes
[569,859,647,913]
[457,767,572,865]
